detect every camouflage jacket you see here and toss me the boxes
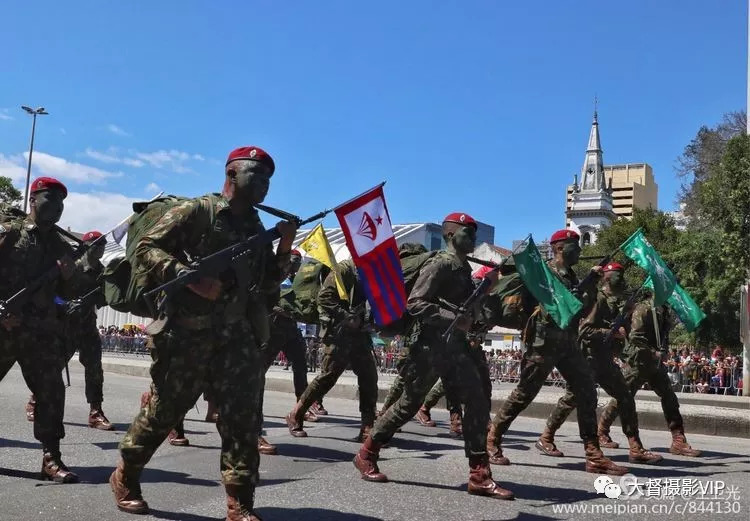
[0,217,78,327]
[407,250,475,336]
[68,254,106,322]
[133,194,287,322]
[625,300,670,361]
[317,259,367,330]
[540,260,598,333]
[578,288,625,357]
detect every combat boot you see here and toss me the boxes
[449,411,463,437]
[584,439,628,476]
[285,404,307,438]
[311,401,328,415]
[41,449,79,483]
[110,460,149,514]
[467,455,514,500]
[140,390,151,409]
[598,432,620,449]
[627,436,663,464]
[669,429,701,457]
[353,437,388,482]
[415,406,436,427]
[168,428,190,447]
[25,394,35,422]
[304,409,319,422]
[535,427,564,457]
[354,424,372,443]
[487,423,510,465]
[225,484,262,521]
[258,436,278,455]
[205,400,219,423]
[88,405,114,431]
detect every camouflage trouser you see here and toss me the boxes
[545,353,639,438]
[381,347,410,411]
[490,330,598,444]
[120,320,265,488]
[371,332,491,458]
[0,326,66,448]
[66,319,104,405]
[423,347,490,414]
[599,349,683,434]
[264,313,308,397]
[296,330,378,425]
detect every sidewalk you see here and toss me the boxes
[100,355,750,439]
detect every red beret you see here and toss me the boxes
[82,231,104,242]
[291,249,302,257]
[30,177,67,198]
[603,262,624,272]
[443,212,477,229]
[472,265,493,279]
[226,146,275,173]
[550,229,579,243]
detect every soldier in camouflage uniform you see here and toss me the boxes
[536,262,662,464]
[285,258,378,441]
[598,293,701,457]
[354,213,513,500]
[487,229,627,476]
[0,177,80,483]
[110,146,296,521]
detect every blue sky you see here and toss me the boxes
[0,1,747,247]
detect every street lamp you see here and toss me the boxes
[21,105,49,212]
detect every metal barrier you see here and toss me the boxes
[100,334,149,357]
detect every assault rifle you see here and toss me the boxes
[602,287,643,346]
[143,207,331,315]
[575,246,620,298]
[65,287,103,315]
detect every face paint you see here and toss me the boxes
[233,160,272,204]
[87,241,106,261]
[607,271,625,293]
[561,241,581,266]
[289,255,302,275]
[32,189,65,225]
[451,225,476,254]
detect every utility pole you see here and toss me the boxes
[21,106,49,212]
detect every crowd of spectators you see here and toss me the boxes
[665,345,743,395]
[99,325,149,355]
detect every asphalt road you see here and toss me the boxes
[1,364,748,521]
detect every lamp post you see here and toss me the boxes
[21,105,49,212]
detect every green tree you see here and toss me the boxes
[0,176,23,206]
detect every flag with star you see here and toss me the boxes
[644,277,706,332]
[621,229,676,306]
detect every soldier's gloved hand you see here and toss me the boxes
[343,314,362,330]
[455,314,474,332]
[276,220,298,254]
[612,326,626,339]
[590,265,604,276]
[0,314,21,331]
[186,277,223,301]
[57,255,75,280]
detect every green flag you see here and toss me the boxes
[620,229,676,306]
[513,236,583,329]
[644,277,706,332]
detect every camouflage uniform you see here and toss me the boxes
[288,260,378,434]
[370,250,490,457]
[118,194,286,494]
[598,300,699,456]
[65,255,106,406]
[265,304,308,398]
[0,217,77,462]
[489,261,601,456]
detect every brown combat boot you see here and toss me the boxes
[258,436,278,455]
[168,428,190,447]
[225,484,262,521]
[535,427,564,457]
[41,450,79,483]
[304,410,319,422]
[467,455,514,500]
[110,460,149,514]
[353,437,388,482]
[311,401,328,415]
[627,436,663,464]
[584,439,628,476]
[354,424,373,443]
[285,403,308,437]
[415,406,436,427]
[25,394,35,422]
[487,423,510,465]
[88,405,114,431]
[669,429,701,457]
[449,411,463,437]
[598,432,619,449]
[205,400,219,423]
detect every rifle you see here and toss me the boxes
[65,287,103,315]
[143,207,331,315]
[602,287,643,346]
[575,246,620,297]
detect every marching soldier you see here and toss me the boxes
[354,213,514,500]
[597,292,701,457]
[487,229,627,476]
[110,146,296,521]
[0,177,80,483]
[536,262,662,464]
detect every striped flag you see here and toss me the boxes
[334,183,406,326]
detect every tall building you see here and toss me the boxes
[565,110,615,245]
[603,163,658,218]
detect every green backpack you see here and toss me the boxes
[102,195,216,318]
[281,261,332,324]
[482,272,533,330]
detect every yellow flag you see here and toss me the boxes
[298,223,348,301]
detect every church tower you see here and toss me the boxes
[566,107,615,245]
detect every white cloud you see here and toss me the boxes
[27,151,122,184]
[0,109,13,121]
[0,153,28,184]
[145,182,160,193]
[85,147,121,164]
[57,191,137,233]
[84,147,203,173]
[107,123,130,137]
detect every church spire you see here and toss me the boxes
[580,102,605,192]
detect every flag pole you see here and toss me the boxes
[331,182,386,212]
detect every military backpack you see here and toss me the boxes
[279,261,331,324]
